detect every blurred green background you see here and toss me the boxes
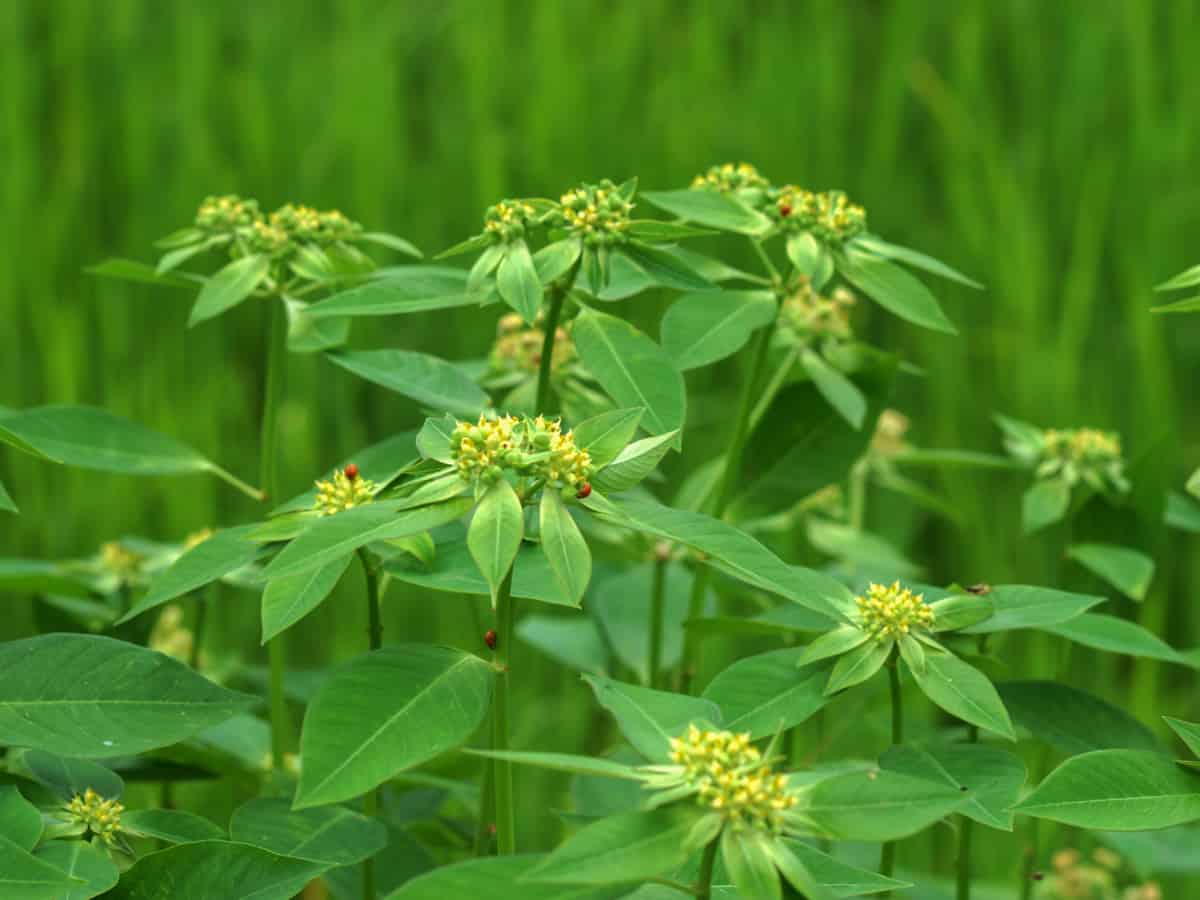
[3,0,1200,893]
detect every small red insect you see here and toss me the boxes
[344,463,359,480]
[576,483,592,499]
[779,203,792,218]
[484,629,498,650]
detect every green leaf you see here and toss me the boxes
[1043,612,1187,664]
[1166,490,1200,532]
[496,240,544,322]
[385,855,621,900]
[0,634,253,757]
[1067,542,1155,602]
[34,840,117,900]
[722,829,781,900]
[1014,750,1200,830]
[468,479,524,604]
[804,768,970,841]
[583,674,721,762]
[786,232,829,280]
[123,808,226,844]
[0,479,15,514]
[997,681,1163,754]
[263,498,472,580]
[573,307,686,439]
[589,561,693,682]
[660,290,776,371]
[908,650,1015,740]
[1151,294,1200,314]
[795,626,870,667]
[9,748,124,799]
[880,743,1026,830]
[702,647,832,739]
[540,489,592,606]
[436,233,493,260]
[851,235,983,289]
[533,238,583,285]
[230,797,386,866]
[104,840,325,900]
[890,448,1024,471]
[625,220,715,241]
[86,258,198,289]
[1022,479,1071,533]
[517,615,608,672]
[927,594,995,632]
[358,232,422,257]
[157,236,224,274]
[0,405,259,498]
[590,431,677,494]
[572,408,644,469]
[962,585,1103,634]
[526,806,710,885]
[188,254,270,326]
[261,556,353,643]
[766,841,837,900]
[837,247,957,334]
[464,749,641,780]
[668,246,765,285]
[641,189,773,235]
[307,268,478,319]
[1155,263,1200,292]
[283,296,350,354]
[800,349,866,429]
[0,832,79,899]
[824,640,891,694]
[295,644,493,808]
[1165,717,1200,761]
[0,786,42,850]
[326,350,488,418]
[620,242,712,291]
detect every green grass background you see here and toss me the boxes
[3,0,1199,892]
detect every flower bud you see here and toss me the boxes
[344,463,359,481]
[485,629,498,650]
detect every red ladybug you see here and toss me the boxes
[779,203,793,218]
[576,483,592,499]
[484,629,498,650]
[344,463,359,480]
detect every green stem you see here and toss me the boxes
[189,590,207,670]
[357,548,383,899]
[261,299,290,771]
[848,458,868,533]
[648,551,667,689]
[492,566,518,854]
[880,662,903,887]
[535,264,579,413]
[957,726,978,900]
[696,837,720,900]
[472,758,495,856]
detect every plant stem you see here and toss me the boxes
[357,548,384,899]
[648,551,667,689]
[261,299,290,770]
[880,662,903,887]
[491,566,518,854]
[189,590,207,670]
[696,837,720,900]
[535,266,577,413]
[957,725,978,900]
[472,758,495,857]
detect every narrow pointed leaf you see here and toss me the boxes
[908,651,1015,740]
[496,240,543,322]
[837,248,957,334]
[463,749,641,780]
[660,290,776,371]
[801,349,866,429]
[722,830,781,900]
[231,798,387,866]
[1043,612,1187,664]
[590,431,677,494]
[87,257,198,288]
[583,674,721,762]
[641,189,773,235]
[795,626,869,667]
[533,238,583,285]
[122,809,226,844]
[962,585,1104,634]
[825,640,892,694]
[703,647,833,739]
[359,232,422,257]
[571,407,644,469]
[188,254,269,326]
[1067,542,1155,602]
[1022,479,1071,533]
[998,681,1162,754]
[261,555,353,642]
[620,242,712,291]
[326,350,488,417]
[468,479,524,603]
[1165,717,1200,761]
[540,489,591,605]
[0,479,16,513]
[852,235,983,288]
[307,267,477,319]
[804,769,970,840]
[1155,263,1200,291]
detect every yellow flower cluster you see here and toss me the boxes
[1037,428,1128,492]
[779,276,856,343]
[690,162,769,194]
[667,725,798,833]
[538,416,593,489]
[558,179,633,246]
[314,468,377,516]
[450,414,594,489]
[489,313,575,376]
[149,604,195,664]
[101,542,143,582]
[484,200,538,243]
[1034,848,1161,900]
[195,194,260,229]
[855,581,935,641]
[774,187,867,242]
[195,196,361,251]
[452,414,519,484]
[66,788,124,846]
[269,203,361,243]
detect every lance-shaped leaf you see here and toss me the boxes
[1014,750,1200,830]
[571,407,644,469]
[307,267,477,319]
[722,829,781,900]
[928,593,994,632]
[122,809,226,845]
[326,350,488,418]
[998,681,1162,754]
[463,749,641,781]
[908,650,1015,740]
[1155,263,1200,292]
[0,832,83,897]
[573,307,686,440]
[230,798,387,866]
[642,189,773,235]
[702,648,833,739]
[387,854,622,900]
[836,247,957,334]
[1022,479,1071,533]
[1042,612,1188,665]
[661,290,776,372]
[590,431,678,495]
[0,634,254,757]
[87,257,199,288]
[803,768,971,841]
[962,585,1103,634]
[540,490,591,606]
[800,349,867,429]
[0,405,260,498]
[295,644,492,808]
[359,232,422,257]
[618,242,712,291]
[1067,543,1155,602]
[880,743,1026,830]
[850,235,983,289]
[496,240,543,322]
[9,749,124,800]
[0,785,43,850]
[188,254,270,326]
[533,238,583,285]
[1165,717,1200,761]
[104,840,325,900]
[583,674,721,762]
[261,555,353,643]
[468,479,524,604]
[824,640,891,694]
[34,840,117,899]
[0,479,15,514]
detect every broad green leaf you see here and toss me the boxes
[1067,542,1155,602]
[1021,479,1070,533]
[837,248,957,334]
[625,220,715,241]
[261,555,352,643]
[722,829,781,900]
[295,644,493,808]
[188,254,269,326]
[765,841,834,900]
[0,785,42,850]
[1165,717,1200,761]
[667,245,764,285]
[416,415,457,464]
[324,823,434,899]
[583,674,721,762]
[1155,263,1200,292]
[928,593,994,632]
[703,647,833,739]
[594,249,654,300]
[87,258,198,289]
[0,479,16,514]
[0,832,79,899]
[908,650,1015,740]
[641,189,773,235]
[263,498,472,580]
[1043,612,1187,664]
[786,232,829,281]
[34,840,117,900]
[0,405,259,498]
[804,768,970,841]
[517,615,609,672]
[230,798,386,866]
[359,231,422,257]
[590,431,678,494]
[463,749,640,781]
[496,240,543,322]
[104,840,324,900]
[158,713,272,777]
[540,490,591,606]
[851,235,983,289]
[527,806,710,885]
[997,681,1162,754]
[387,854,623,900]
[468,479,524,603]
[573,308,686,439]
[794,626,869,667]
[1166,490,1200,532]
[123,808,226,844]
[533,238,583,285]
[660,290,775,371]
[779,840,910,897]
[620,242,712,291]
[0,634,253,757]
[157,236,224,274]
[589,561,694,683]
[1014,750,1200,830]
[9,749,124,800]
[880,743,1026,830]
[326,350,488,417]
[307,268,478,319]
[801,349,866,429]
[824,640,891,694]
[572,408,644,469]
[962,585,1103,634]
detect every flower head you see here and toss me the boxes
[196,194,260,230]
[489,313,576,377]
[856,581,935,641]
[65,788,125,846]
[773,187,866,243]
[691,162,769,195]
[779,276,855,343]
[484,200,539,243]
[1034,846,1160,900]
[1036,428,1128,493]
[556,179,633,246]
[314,468,377,515]
[100,542,143,584]
[450,414,594,489]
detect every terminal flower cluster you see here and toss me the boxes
[773,186,866,243]
[450,414,593,490]
[194,194,363,257]
[555,179,633,246]
[856,581,936,641]
[690,162,769,196]
[484,199,540,243]
[779,276,856,343]
[314,465,377,516]
[1036,427,1129,493]
[64,788,125,847]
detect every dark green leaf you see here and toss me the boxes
[837,248,957,334]
[326,350,488,418]
[9,749,124,800]
[660,290,776,371]
[571,408,644,469]
[123,808,226,844]
[261,556,353,643]
[105,840,324,900]
[702,647,833,738]
[880,742,1026,830]
[997,681,1163,754]
[188,254,269,326]
[86,258,198,289]
[851,235,983,288]
[0,786,42,850]
[230,797,387,865]
[34,840,117,900]
[800,350,866,429]
[621,242,712,291]
[641,189,773,235]
[962,585,1103,634]
[583,674,721,762]
[1067,543,1155,602]
[590,431,678,494]
[908,650,1015,740]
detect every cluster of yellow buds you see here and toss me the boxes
[667,725,798,833]
[148,605,195,664]
[314,464,376,516]
[452,414,519,484]
[856,581,935,641]
[557,179,633,247]
[1037,428,1128,493]
[484,200,539,243]
[690,162,769,194]
[100,542,143,584]
[774,187,867,243]
[535,416,593,489]
[1034,848,1161,900]
[489,313,576,376]
[450,414,594,491]
[871,410,912,458]
[779,276,856,343]
[268,203,361,244]
[195,194,260,230]
[248,219,291,253]
[65,789,125,846]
